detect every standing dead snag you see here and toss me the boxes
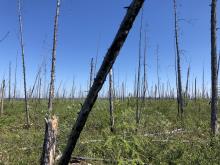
[194,78,197,102]
[184,64,190,105]
[18,0,30,127]
[156,45,160,99]
[48,0,60,113]
[210,0,218,135]
[8,61,11,102]
[173,0,183,117]
[14,55,18,100]
[0,80,5,116]
[109,69,114,132]
[41,0,60,164]
[202,66,205,99]
[59,0,144,164]
[89,58,94,89]
[142,28,147,102]
[136,7,143,125]
[41,115,58,165]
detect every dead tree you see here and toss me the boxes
[38,77,42,102]
[18,0,30,127]
[59,1,144,164]
[71,77,75,100]
[194,78,197,102]
[109,69,114,132]
[202,66,205,99]
[210,0,218,135]
[48,0,60,112]
[41,0,60,164]
[173,0,183,116]
[43,60,47,99]
[8,61,11,102]
[156,45,160,99]
[136,7,143,125]
[13,55,18,99]
[29,66,42,99]
[89,58,94,89]
[142,28,147,102]
[0,80,5,116]
[184,64,190,104]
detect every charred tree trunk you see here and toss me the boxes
[38,77,42,103]
[156,45,160,99]
[8,61,11,102]
[202,66,205,98]
[71,77,75,100]
[109,69,114,132]
[217,52,220,77]
[194,78,197,102]
[173,0,183,116]
[41,116,58,165]
[136,7,143,125]
[48,0,60,112]
[18,0,30,127]
[41,0,60,164]
[13,55,17,100]
[211,0,218,135]
[89,58,94,89]
[0,80,5,116]
[59,1,144,164]
[142,29,147,102]
[184,65,190,105]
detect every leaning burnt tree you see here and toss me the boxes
[173,0,183,117]
[41,0,60,164]
[59,0,144,164]
[210,0,218,135]
[18,0,30,127]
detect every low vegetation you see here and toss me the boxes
[0,99,220,164]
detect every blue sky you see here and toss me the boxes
[0,0,219,97]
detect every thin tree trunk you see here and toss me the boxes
[13,55,17,100]
[48,0,60,113]
[71,77,75,100]
[210,0,218,135]
[173,0,183,116]
[184,64,190,105]
[41,0,60,164]
[0,80,5,116]
[202,66,205,98]
[109,69,114,132]
[38,77,42,103]
[18,0,30,127]
[8,61,11,102]
[136,7,143,125]
[194,78,197,102]
[29,66,42,99]
[89,58,94,89]
[142,28,147,103]
[156,45,160,99]
[217,52,220,77]
[59,1,144,164]
[43,60,47,99]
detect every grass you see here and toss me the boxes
[0,98,220,164]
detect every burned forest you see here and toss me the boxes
[0,0,220,164]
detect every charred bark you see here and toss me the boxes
[59,1,144,164]
[18,0,30,127]
[211,0,218,135]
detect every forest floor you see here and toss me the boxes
[0,99,220,164]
